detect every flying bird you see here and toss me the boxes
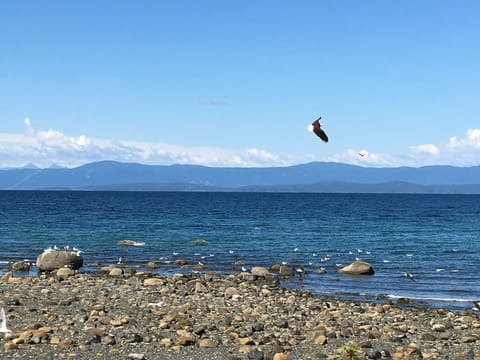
[308,117,329,142]
[0,308,11,334]
[358,152,366,157]
[404,272,416,282]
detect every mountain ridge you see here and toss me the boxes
[1,160,480,193]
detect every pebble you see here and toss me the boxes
[0,271,479,360]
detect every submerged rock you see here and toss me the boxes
[8,260,32,272]
[117,239,145,246]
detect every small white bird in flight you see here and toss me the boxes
[404,272,416,282]
[0,307,12,334]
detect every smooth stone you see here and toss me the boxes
[273,353,292,360]
[224,287,240,298]
[337,261,374,275]
[145,261,160,269]
[36,250,84,271]
[251,266,270,277]
[3,342,19,350]
[198,338,217,348]
[56,267,75,279]
[143,278,164,286]
[127,354,145,360]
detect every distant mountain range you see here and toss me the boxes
[1,160,480,193]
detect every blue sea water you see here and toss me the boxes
[1,191,479,311]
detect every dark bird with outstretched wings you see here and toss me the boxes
[309,116,328,142]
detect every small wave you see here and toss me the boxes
[387,294,476,303]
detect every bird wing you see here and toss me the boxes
[313,127,328,142]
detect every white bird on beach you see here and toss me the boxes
[0,308,11,334]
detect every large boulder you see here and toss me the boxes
[251,266,270,277]
[36,250,84,271]
[337,261,374,275]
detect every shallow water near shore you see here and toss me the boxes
[1,191,479,311]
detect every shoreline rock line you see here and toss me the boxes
[1,270,479,359]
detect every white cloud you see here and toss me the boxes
[2,120,480,169]
[447,129,480,149]
[0,119,291,168]
[405,128,480,166]
[409,144,440,155]
[24,117,34,135]
[328,149,400,167]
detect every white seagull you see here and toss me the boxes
[404,272,416,282]
[0,308,11,334]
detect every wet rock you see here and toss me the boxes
[117,240,144,246]
[36,250,83,271]
[337,261,374,275]
[279,265,294,277]
[145,261,160,269]
[251,266,270,277]
[8,260,32,272]
[174,259,188,266]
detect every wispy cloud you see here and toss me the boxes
[409,144,440,155]
[1,119,479,168]
[0,119,289,168]
[334,129,480,167]
[199,99,228,106]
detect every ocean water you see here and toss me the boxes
[1,191,479,311]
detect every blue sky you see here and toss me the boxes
[1,1,479,168]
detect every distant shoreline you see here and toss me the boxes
[2,160,480,193]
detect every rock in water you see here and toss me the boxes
[337,261,374,275]
[36,251,84,271]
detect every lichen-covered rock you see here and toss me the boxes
[36,250,83,271]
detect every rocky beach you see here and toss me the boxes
[1,262,480,360]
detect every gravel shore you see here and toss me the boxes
[1,268,479,359]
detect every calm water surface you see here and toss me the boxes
[1,191,479,311]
